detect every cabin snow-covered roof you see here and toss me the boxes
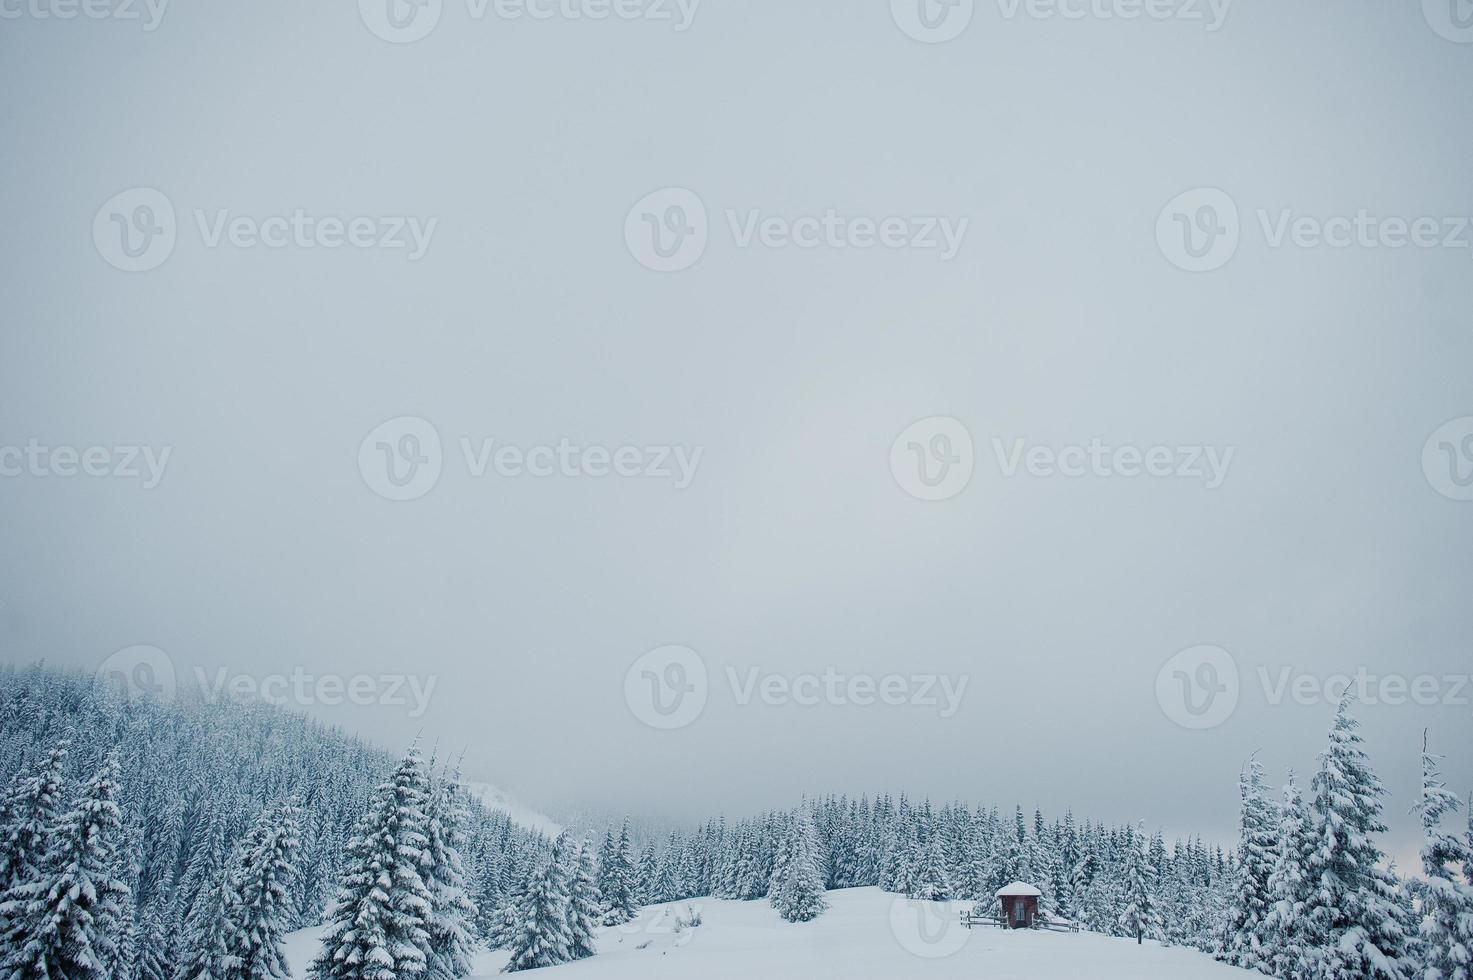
[995,881,1043,897]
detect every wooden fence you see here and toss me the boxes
[958,909,1080,933]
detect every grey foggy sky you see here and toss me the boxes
[2,1,1471,862]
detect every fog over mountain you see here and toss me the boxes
[2,0,1471,872]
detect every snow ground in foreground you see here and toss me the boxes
[284,886,1257,979]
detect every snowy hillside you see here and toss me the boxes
[284,887,1256,979]
[462,780,562,837]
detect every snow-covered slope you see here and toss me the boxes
[461,780,562,837]
[284,886,1257,979]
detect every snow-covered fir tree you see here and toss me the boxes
[566,840,601,960]
[502,856,571,972]
[0,751,131,980]
[910,827,952,901]
[134,904,172,980]
[768,806,827,923]
[1261,770,1316,980]
[1300,695,1416,980]
[1118,822,1161,945]
[222,800,302,980]
[0,738,69,893]
[175,843,241,980]
[310,747,436,980]
[635,842,658,905]
[1220,754,1279,970]
[174,802,230,939]
[420,770,477,980]
[1410,733,1473,980]
[595,820,638,926]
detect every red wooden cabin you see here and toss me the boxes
[995,881,1042,929]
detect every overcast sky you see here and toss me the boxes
[2,1,1470,862]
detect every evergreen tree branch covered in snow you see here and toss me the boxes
[309,747,436,980]
[0,751,130,980]
[1410,732,1473,980]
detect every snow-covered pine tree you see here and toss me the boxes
[1261,770,1316,980]
[566,841,601,960]
[134,904,172,980]
[1220,755,1278,971]
[1118,822,1161,945]
[1301,695,1416,980]
[1410,732,1473,980]
[175,849,240,980]
[910,830,952,901]
[651,835,681,904]
[310,747,435,980]
[112,887,139,980]
[0,751,131,980]
[174,801,229,933]
[502,857,572,972]
[1069,849,1095,928]
[595,822,636,926]
[420,772,477,980]
[0,738,69,892]
[222,799,302,980]
[768,807,827,923]
[636,842,659,905]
